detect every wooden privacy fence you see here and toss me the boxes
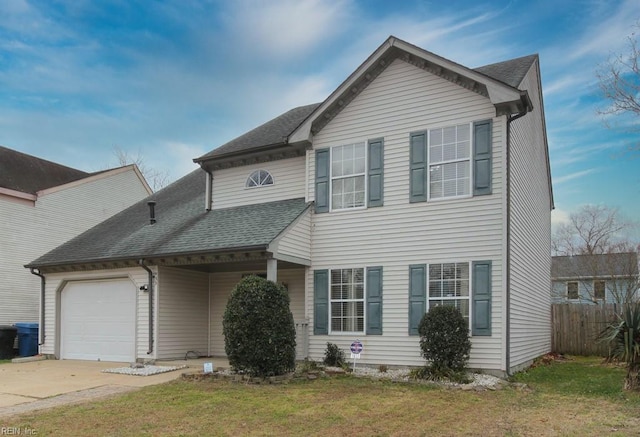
[551,303,618,356]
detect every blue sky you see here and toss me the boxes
[1,0,639,226]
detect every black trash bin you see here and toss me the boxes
[0,325,18,359]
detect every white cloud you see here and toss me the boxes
[551,208,570,228]
[222,0,352,59]
[163,142,206,179]
[553,168,598,185]
[570,0,640,61]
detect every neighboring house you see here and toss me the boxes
[0,145,152,330]
[27,36,552,375]
[551,253,639,305]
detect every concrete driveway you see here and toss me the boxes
[0,358,222,417]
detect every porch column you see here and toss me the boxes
[267,258,277,282]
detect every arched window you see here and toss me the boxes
[246,169,274,188]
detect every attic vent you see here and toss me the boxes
[147,201,156,225]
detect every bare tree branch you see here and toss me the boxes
[111,146,171,192]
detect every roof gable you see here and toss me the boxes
[0,146,89,194]
[289,36,534,144]
[193,36,537,169]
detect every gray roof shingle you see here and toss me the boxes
[473,54,538,88]
[195,103,321,161]
[28,169,310,267]
[0,146,89,194]
[552,253,639,279]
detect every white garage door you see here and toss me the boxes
[61,279,136,362]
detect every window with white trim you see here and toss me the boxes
[331,143,366,210]
[594,281,606,300]
[428,262,470,324]
[330,268,364,332]
[429,124,471,199]
[246,169,273,188]
[567,282,579,300]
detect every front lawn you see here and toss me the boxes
[4,356,640,436]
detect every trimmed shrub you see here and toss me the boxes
[223,275,296,377]
[418,305,471,373]
[323,342,346,367]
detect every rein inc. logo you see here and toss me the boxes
[1,427,37,435]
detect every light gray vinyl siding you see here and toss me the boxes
[41,267,151,360]
[211,156,305,210]
[156,267,209,359]
[209,268,306,358]
[272,209,311,262]
[508,61,552,370]
[306,59,505,370]
[0,168,150,326]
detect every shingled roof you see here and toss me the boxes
[27,168,310,268]
[473,54,538,88]
[0,146,89,194]
[195,103,320,162]
[552,253,639,279]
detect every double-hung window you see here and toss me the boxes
[429,124,471,199]
[331,143,366,210]
[410,119,491,202]
[428,262,470,323]
[409,260,491,336]
[330,268,364,332]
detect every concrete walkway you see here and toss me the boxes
[0,357,227,418]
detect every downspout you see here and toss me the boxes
[138,260,154,355]
[29,268,45,346]
[505,109,528,376]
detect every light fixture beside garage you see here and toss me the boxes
[140,284,149,292]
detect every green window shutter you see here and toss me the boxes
[315,148,330,213]
[409,132,427,202]
[367,139,384,207]
[408,264,426,335]
[366,266,383,335]
[473,120,492,196]
[314,270,329,335]
[472,261,492,336]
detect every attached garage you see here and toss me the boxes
[60,279,136,362]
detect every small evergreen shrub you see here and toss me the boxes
[418,305,471,373]
[323,342,346,367]
[223,275,296,377]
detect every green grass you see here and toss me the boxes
[512,356,640,403]
[0,359,11,365]
[3,356,640,436]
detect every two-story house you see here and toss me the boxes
[0,146,152,334]
[27,36,552,375]
[552,253,639,305]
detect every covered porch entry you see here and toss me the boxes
[154,252,309,362]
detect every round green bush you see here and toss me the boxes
[418,305,471,373]
[223,275,296,377]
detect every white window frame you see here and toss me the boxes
[329,267,366,334]
[426,261,472,329]
[567,281,579,300]
[427,123,472,201]
[329,142,367,212]
[245,169,274,189]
